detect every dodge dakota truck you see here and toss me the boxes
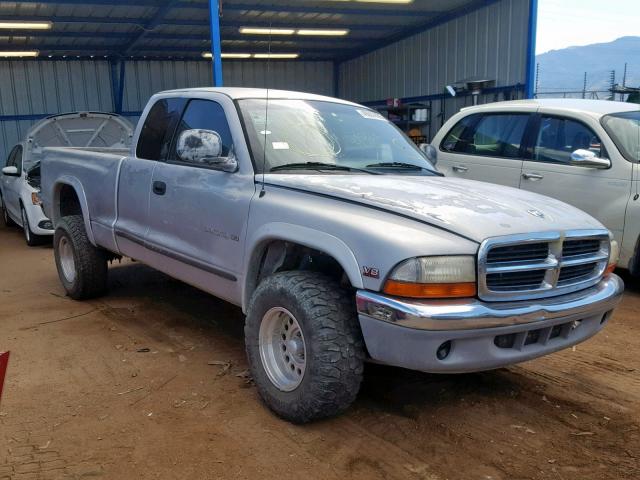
[41,88,624,423]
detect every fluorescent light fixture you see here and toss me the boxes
[222,53,252,59]
[296,29,349,36]
[253,53,299,59]
[0,50,39,57]
[202,52,253,59]
[0,21,53,30]
[355,0,413,3]
[239,27,295,35]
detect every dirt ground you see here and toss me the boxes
[0,224,639,480]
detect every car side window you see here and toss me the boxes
[170,99,234,164]
[136,98,186,161]
[442,113,529,159]
[13,146,23,173]
[5,146,18,168]
[533,116,604,164]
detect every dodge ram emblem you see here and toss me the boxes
[527,209,545,219]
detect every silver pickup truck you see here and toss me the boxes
[41,88,624,423]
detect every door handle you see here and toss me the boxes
[522,172,544,181]
[452,165,468,172]
[152,181,166,195]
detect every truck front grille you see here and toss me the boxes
[478,230,610,301]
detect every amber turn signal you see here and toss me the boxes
[604,263,617,276]
[383,280,477,299]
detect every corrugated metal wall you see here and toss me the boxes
[0,59,335,161]
[339,0,530,134]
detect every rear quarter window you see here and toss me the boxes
[136,98,186,161]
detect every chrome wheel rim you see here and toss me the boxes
[21,208,30,242]
[259,307,307,392]
[58,236,76,283]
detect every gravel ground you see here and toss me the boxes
[0,223,638,480]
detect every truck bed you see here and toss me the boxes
[40,146,130,252]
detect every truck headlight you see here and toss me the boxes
[383,255,477,298]
[605,239,619,276]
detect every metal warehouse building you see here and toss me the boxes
[0,0,537,160]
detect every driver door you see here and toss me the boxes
[145,96,255,302]
[2,145,22,221]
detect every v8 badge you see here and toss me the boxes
[362,266,380,279]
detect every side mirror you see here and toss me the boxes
[419,143,438,165]
[2,166,19,176]
[176,129,238,173]
[570,149,610,169]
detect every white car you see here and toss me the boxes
[429,99,640,275]
[1,112,133,245]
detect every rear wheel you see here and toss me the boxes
[1,194,15,227]
[245,271,365,423]
[54,215,108,300]
[20,204,45,246]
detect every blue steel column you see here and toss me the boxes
[209,0,223,86]
[525,0,538,99]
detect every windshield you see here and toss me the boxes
[601,111,640,163]
[237,99,437,174]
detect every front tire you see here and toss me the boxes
[20,204,45,246]
[245,271,365,423]
[1,194,15,227]
[54,215,108,300]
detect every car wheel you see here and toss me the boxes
[1,194,15,227]
[20,204,45,246]
[245,271,365,423]
[54,215,108,300]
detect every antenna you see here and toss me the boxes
[259,23,273,198]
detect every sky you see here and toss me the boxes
[536,0,640,54]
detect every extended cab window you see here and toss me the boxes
[170,99,234,164]
[533,116,604,164]
[136,98,186,161]
[441,113,529,159]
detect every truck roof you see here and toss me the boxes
[461,98,639,116]
[157,87,362,107]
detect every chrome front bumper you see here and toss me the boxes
[355,275,624,373]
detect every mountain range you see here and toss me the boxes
[535,36,640,94]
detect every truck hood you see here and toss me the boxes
[264,174,604,243]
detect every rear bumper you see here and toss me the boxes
[355,274,624,373]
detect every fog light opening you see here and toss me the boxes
[494,333,516,349]
[436,341,452,360]
[600,310,613,325]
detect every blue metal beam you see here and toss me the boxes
[8,0,206,7]
[109,59,126,113]
[209,0,223,86]
[125,0,180,55]
[525,0,539,99]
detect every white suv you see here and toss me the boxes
[430,99,640,275]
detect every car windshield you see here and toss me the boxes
[237,99,437,175]
[601,111,640,163]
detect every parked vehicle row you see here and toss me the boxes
[38,88,623,423]
[0,112,133,245]
[430,99,640,275]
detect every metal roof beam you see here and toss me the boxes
[124,0,182,55]
[222,3,437,17]
[0,15,395,31]
[12,0,433,16]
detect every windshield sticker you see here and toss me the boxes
[357,109,386,121]
[272,142,290,150]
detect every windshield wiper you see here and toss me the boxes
[366,162,443,175]
[270,162,379,174]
